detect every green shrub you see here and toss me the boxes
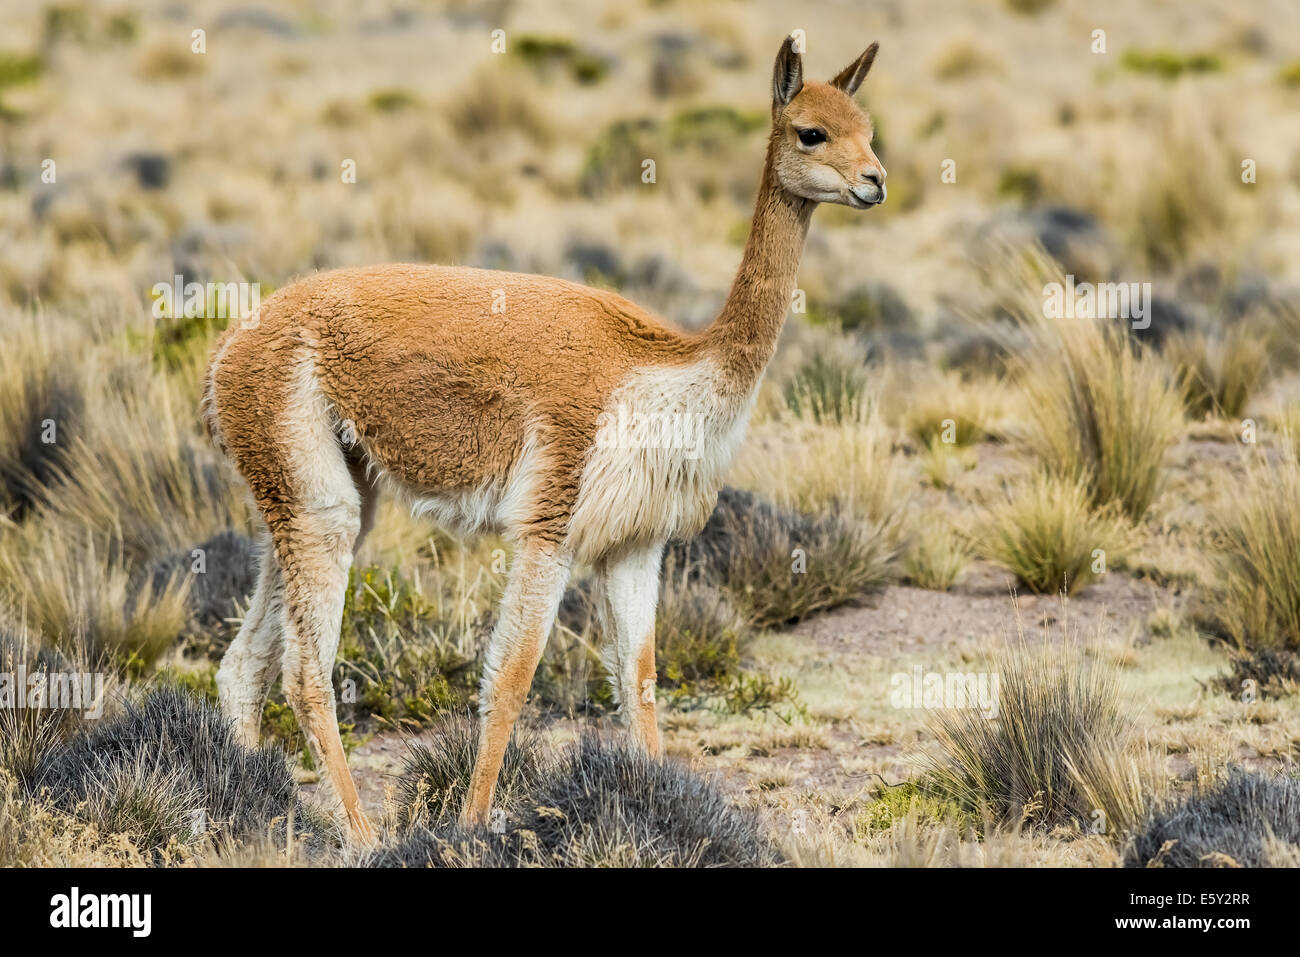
[579,118,659,196]
[856,779,973,836]
[336,566,481,726]
[655,572,746,694]
[368,88,417,112]
[1121,49,1222,80]
[667,105,765,148]
[0,52,42,89]
[513,35,607,85]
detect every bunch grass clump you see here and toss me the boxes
[375,736,779,868]
[395,713,551,828]
[1164,326,1269,420]
[903,520,973,591]
[0,620,110,782]
[925,638,1150,837]
[995,248,1183,520]
[1203,450,1300,653]
[669,488,895,628]
[979,470,1129,595]
[0,315,86,520]
[0,529,190,675]
[903,369,1005,448]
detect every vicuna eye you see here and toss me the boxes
[797,128,827,147]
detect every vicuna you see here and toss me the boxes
[203,35,887,842]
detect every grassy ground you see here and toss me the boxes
[2,0,1300,866]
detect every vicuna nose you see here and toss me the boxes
[860,167,885,186]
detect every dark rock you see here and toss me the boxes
[564,239,623,284]
[150,530,258,628]
[122,152,170,190]
[975,205,1120,284]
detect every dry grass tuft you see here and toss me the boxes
[925,636,1154,838]
[994,248,1184,520]
[1203,449,1300,653]
[1164,326,1270,420]
[978,470,1129,596]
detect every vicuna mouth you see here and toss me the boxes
[848,184,885,207]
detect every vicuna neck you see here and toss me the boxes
[702,137,813,392]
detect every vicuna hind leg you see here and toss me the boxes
[595,543,665,754]
[218,464,376,757]
[267,418,377,842]
[273,505,375,844]
[462,538,572,826]
[216,546,285,747]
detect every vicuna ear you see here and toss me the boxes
[830,41,879,96]
[772,35,803,109]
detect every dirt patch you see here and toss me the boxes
[791,563,1172,659]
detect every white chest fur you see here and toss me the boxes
[568,359,756,564]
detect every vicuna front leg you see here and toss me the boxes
[596,543,665,755]
[462,539,572,826]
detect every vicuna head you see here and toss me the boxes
[769,36,886,209]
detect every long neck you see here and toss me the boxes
[702,143,814,392]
